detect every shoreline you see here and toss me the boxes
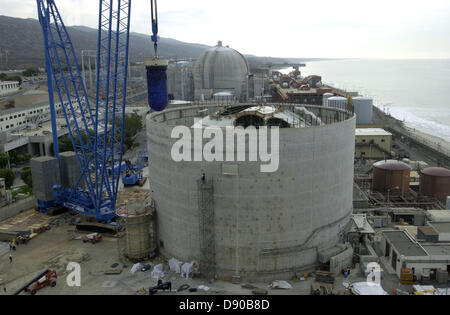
[372,105,450,168]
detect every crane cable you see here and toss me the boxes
[150,0,158,58]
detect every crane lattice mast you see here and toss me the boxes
[36,0,131,221]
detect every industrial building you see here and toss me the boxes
[0,80,20,96]
[379,230,450,281]
[147,103,356,280]
[355,128,392,159]
[352,97,374,125]
[167,60,195,101]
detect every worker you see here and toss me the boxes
[3,287,6,295]
[9,254,12,264]
[8,242,12,251]
[201,172,206,183]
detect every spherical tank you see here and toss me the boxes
[352,97,373,125]
[327,97,348,111]
[420,167,450,204]
[372,160,411,194]
[147,104,356,280]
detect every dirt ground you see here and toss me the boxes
[0,217,409,296]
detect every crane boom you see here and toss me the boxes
[36,0,132,221]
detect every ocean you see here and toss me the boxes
[295,59,450,142]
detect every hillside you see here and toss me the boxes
[0,15,214,69]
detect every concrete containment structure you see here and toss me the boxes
[117,203,155,261]
[193,41,249,101]
[147,103,356,280]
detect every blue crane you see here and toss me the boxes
[36,0,132,222]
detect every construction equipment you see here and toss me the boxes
[14,269,57,295]
[82,233,103,244]
[122,160,146,187]
[36,0,132,227]
[25,270,58,295]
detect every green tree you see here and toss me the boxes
[22,67,41,77]
[0,169,15,188]
[0,153,9,168]
[8,150,18,165]
[21,167,33,188]
[5,100,15,109]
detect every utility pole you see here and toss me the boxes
[4,50,8,68]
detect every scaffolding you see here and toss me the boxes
[197,178,216,279]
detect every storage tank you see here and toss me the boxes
[322,93,334,107]
[353,97,373,125]
[117,203,155,261]
[372,160,411,194]
[327,96,348,111]
[420,167,450,204]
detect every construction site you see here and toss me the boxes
[1,0,450,297]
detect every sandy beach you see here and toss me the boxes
[373,106,450,167]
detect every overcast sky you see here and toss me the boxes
[2,0,450,59]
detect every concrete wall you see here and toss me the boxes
[0,197,36,222]
[147,104,356,280]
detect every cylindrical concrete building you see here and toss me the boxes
[147,104,356,280]
[117,203,155,261]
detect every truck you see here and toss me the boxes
[82,233,103,244]
[24,270,58,295]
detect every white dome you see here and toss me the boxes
[193,41,249,101]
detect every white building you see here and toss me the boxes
[0,100,74,132]
[0,81,20,96]
[379,230,450,280]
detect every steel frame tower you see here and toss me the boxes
[36,0,131,221]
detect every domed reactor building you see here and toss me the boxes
[193,41,250,101]
[147,103,356,280]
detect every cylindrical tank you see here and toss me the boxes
[322,93,334,107]
[147,104,356,280]
[146,59,169,112]
[117,203,154,261]
[420,167,450,204]
[352,97,373,125]
[327,96,348,111]
[372,160,411,194]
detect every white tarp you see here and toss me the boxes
[351,282,388,296]
[169,258,183,274]
[151,264,165,279]
[198,284,210,291]
[181,262,194,279]
[130,263,143,274]
[269,280,293,290]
